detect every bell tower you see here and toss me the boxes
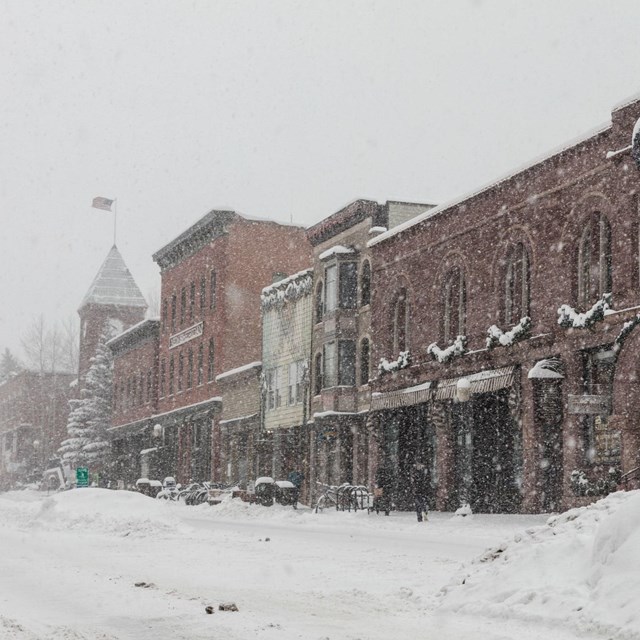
[77,245,147,380]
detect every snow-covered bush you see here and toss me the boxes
[486,316,531,349]
[570,467,621,497]
[557,293,612,329]
[427,335,467,363]
[378,350,411,374]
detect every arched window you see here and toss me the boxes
[504,243,530,325]
[443,268,465,343]
[394,288,409,353]
[314,352,323,395]
[360,260,371,306]
[360,338,370,386]
[315,281,324,322]
[578,212,612,309]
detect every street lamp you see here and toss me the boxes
[153,424,163,439]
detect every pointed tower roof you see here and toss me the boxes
[79,245,147,311]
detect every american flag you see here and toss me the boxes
[92,196,114,211]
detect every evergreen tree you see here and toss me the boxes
[0,348,21,383]
[58,325,113,470]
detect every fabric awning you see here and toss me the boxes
[370,381,433,411]
[434,366,516,401]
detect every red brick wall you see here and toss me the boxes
[112,336,159,427]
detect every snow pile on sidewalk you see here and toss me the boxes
[30,489,189,537]
[438,490,640,638]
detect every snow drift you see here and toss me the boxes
[438,490,640,639]
[30,488,189,537]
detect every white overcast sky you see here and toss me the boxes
[2,0,640,359]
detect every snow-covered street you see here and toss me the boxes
[2,489,638,640]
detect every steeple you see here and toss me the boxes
[77,245,147,380]
[79,245,147,311]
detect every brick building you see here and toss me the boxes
[108,209,311,485]
[0,370,75,488]
[368,96,640,513]
[306,200,433,503]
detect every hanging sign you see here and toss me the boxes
[568,394,610,415]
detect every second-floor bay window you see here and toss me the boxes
[325,265,337,313]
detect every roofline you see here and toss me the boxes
[107,319,160,355]
[369,121,611,248]
[306,199,384,246]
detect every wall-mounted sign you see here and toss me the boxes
[568,394,610,415]
[169,321,204,349]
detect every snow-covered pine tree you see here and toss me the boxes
[58,325,114,472]
[0,347,21,383]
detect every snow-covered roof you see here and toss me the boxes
[106,318,160,351]
[261,269,313,310]
[319,245,355,261]
[368,121,611,248]
[261,269,313,295]
[80,245,147,310]
[215,361,262,382]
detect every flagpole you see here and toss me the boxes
[113,199,117,246]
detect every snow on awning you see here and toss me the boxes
[434,367,516,401]
[370,381,433,411]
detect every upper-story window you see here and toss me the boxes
[207,337,215,381]
[171,294,177,332]
[210,271,217,310]
[504,243,530,325]
[325,265,337,313]
[443,268,465,343]
[189,282,195,322]
[169,356,175,395]
[578,212,612,309]
[394,287,409,352]
[315,281,324,322]
[160,359,166,397]
[178,352,184,392]
[187,348,193,389]
[314,353,323,396]
[360,260,371,306]
[180,287,187,326]
[197,344,203,385]
[324,262,358,312]
[200,276,206,312]
[162,299,168,328]
[339,263,358,309]
[360,338,370,386]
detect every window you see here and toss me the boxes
[315,281,324,322]
[207,337,215,381]
[200,276,206,312]
[360,260,371,306]
[578,212,612,309]
[187,348,193,389]
[339,262,358,308]
[394,287,410,352]
[178,352,184,392]
[286,361,305,405]
[288,362,297,405]
[505,243,530,325]
[160,359,166,397]
[146,370,152,403]
[314,353,323,396]
[197,344,203,385]
[323,342,337,388]
[325,265,337,313]
[189,282,195,322]
[443,269,465,344]
[169,357,174,395]
[360,338,370,386]
[171,294,177,332]
[162,299,168,328]
[210,271,217,310]
[180,287,186,326]
[267,369,275,410]
[338,340,356,386]
[275,366,285,407]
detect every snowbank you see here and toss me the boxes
[29,488,190,537]
[438,490,640,638]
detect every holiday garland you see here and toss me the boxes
[427,335,467,364]
[378,350,411,374]
[486,316,531,349]
[612,314,640,357]
[557,293,612,329]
